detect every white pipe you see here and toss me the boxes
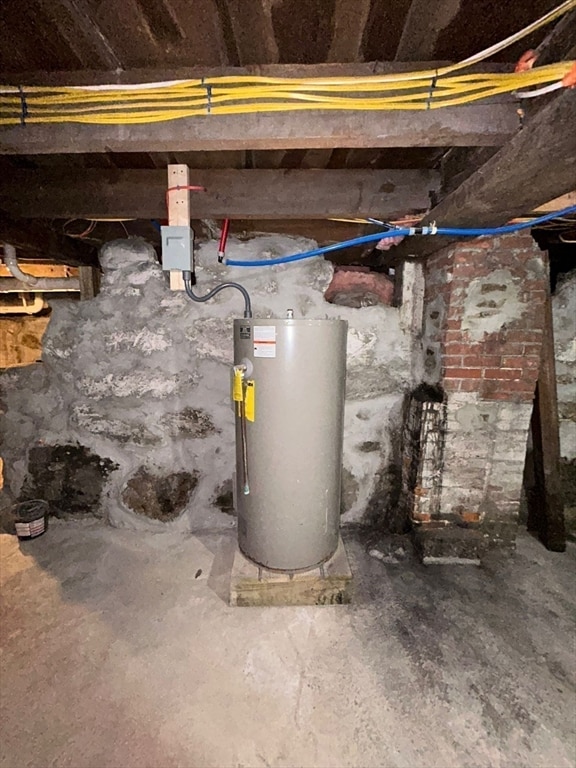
[2,243,38,285]
[0,295,45,314]
[1,243,81,292]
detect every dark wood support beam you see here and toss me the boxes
[0,104,518,154]
[439,146,500,197]
[383,88,576,265]
[0,168,439,220]
[395,0,461,61]
[78,265,101,300]
[328,0,371,62]
[36,0,122,69]
[437,8,576,204]
[224,219,371,245]
[0,61,474,87]
[0,212,97,266]
[527,261,566,552]
[535,8,576,65]
[224,0,279,64]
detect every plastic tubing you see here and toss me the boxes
[182,271,252,317]
[224,205,576,267]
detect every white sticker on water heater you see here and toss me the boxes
[253,325,276,358]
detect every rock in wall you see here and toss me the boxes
[0,236,413,531]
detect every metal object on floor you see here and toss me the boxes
[12,499,49,540]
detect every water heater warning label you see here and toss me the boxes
[253,326,276,358]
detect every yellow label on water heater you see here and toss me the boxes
[233,368,244,402]
[244,380,255,422]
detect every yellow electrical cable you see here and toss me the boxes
[1,66,568,110]
[0,0,574,126]
[0,67,569,124]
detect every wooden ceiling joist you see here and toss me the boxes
[328,0,371,63]
[0,103,518,155]
[4,61,512,87]
[225,0,279,65]
[395,0,461,61]
[0,169,439,220]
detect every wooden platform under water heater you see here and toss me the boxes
[230,536,353,607]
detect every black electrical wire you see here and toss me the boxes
[182,271,252,318]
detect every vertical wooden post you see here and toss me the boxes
[167,164,189,291]
[527,254,566,552]
[78,265,100,300]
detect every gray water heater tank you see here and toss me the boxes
[233,315,348,571]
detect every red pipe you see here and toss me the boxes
[218,219,230,262]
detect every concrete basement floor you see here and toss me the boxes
[1,522,575,768]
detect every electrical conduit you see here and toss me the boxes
[182,270,252,317]
[1,243,81,292]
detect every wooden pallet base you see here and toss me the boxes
[230,536,353,607]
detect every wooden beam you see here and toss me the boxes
[0,169,440,220]
[436,8,576,203]
[0,102,517,154]
[533,190,576,213]
[439,146,499,197]
[36,0,122,70]
[0,212,97,266]
[527,262,566,552]
[225,219,371,244]
[395,0,461,61]
[224,0,279,65]
[535,8,576,65]
[0,263,77,278]
[167,164,188,290]
[78,265,101,300]
[384,88,576,265]
[328,0,371,62]
[2,61,471,87]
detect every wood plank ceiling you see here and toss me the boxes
[0,0,571,261]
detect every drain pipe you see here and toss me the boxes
[1,243,81,292]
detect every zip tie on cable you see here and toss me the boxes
[426,71,438,110]
[201,78,213,114]
[18,86,27,126]
[420,223,438,235]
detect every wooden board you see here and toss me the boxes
[0,263,77,278]
[167,164,188,292]
[230,536,353,607]
[0,168,439,220]
[0,314,50,368]
[526,263,566,552]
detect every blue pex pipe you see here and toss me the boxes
[224,205,576,267]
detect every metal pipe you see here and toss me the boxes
[1,243,80,292]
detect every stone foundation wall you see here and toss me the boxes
[552,269,576,460]
[418,232,547,549]
[1,236,414,531]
